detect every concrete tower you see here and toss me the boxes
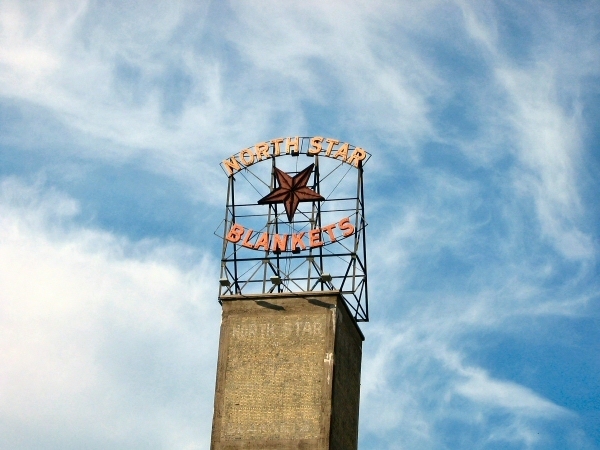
[212,137,370,450]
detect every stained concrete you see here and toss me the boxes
[211,291,363,450]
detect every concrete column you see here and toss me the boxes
[210,291,363,450]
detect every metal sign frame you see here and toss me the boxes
[215,136,370,322]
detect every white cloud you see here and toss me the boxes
[360,318,570,448]
[227,0,443,148]
[458,1,597,261]
[0,0,446,182]
[0,178,220,449]
[454,369,567,417]
[499,64,592,260]
[0,1,230,172]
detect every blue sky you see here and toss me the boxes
[0,1,599,449]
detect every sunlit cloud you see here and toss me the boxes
[0,178,220,449]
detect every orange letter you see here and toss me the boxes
[324,138,339,157]
[254,232,270,251]
[308,136,323,155]
[309,228,324,247]
[291,232,307,252]
[332,143,349,161]
[338,217,355,237]
[239,148,256,166]
[321,223,337,242]
[271,234,289,252]
[285,136,300,155]
[255,142,271,161]
[272,138,284,156]
[226,223,245,243]
[222,156,242,176]
[241,229,255,248]
[347,147,366,167]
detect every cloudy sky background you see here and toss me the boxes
[1,0,599,448]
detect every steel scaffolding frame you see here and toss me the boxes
[216,137,370,322]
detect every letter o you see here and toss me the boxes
[239,148,256,166]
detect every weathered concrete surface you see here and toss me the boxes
[210,291,363,450]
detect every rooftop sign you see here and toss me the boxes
[216,136,370,321]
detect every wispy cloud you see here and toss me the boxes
[458,0,597,260]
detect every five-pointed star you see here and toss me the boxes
[258,164,324,222]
